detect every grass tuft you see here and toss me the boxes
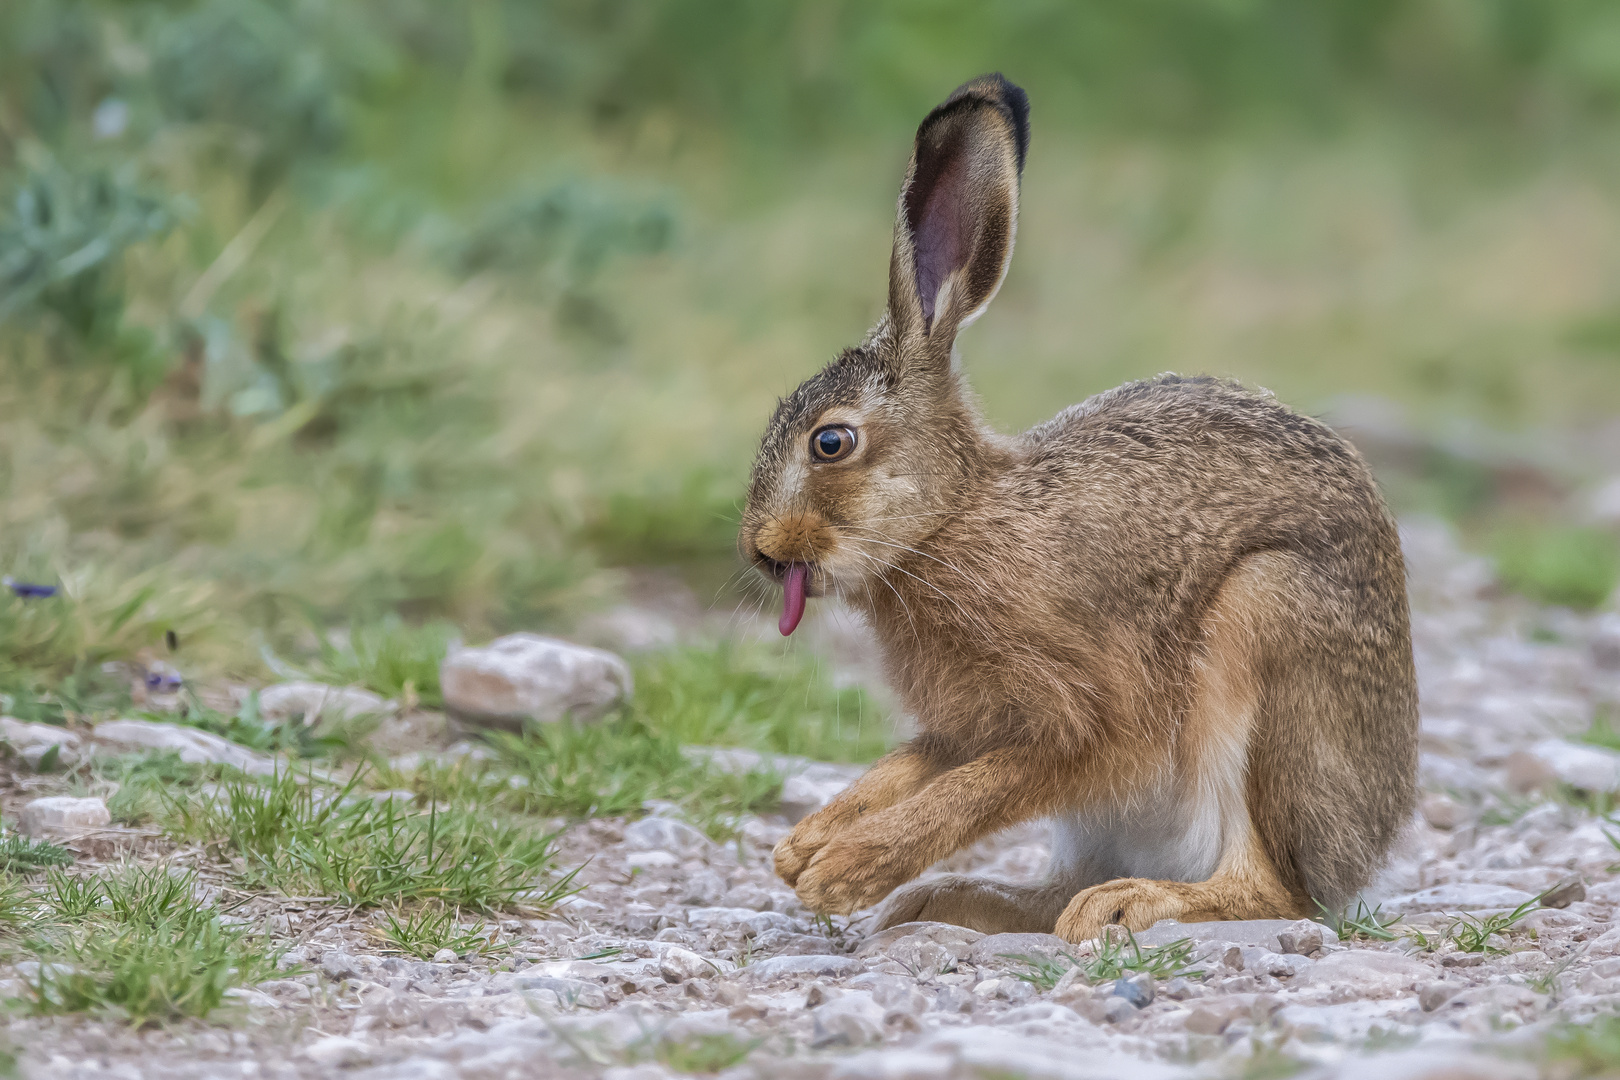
[654,1033,762,1074]
[1404,893,1544,955]
[1003,931,1202,991]
[1546,1014,1620,1076]
[311,615,458,709]
[384,717,783,840]
[0,835,72,873]
[1316,899,1404,942]
[7,864,280,1024]
[631,643,890,764]
[1490,525,1620,610]
[495,719,782,837]
[163,767,577,912]
[99,751,213,825]
[373,902,508,960]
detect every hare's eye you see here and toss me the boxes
[811,426,857,462]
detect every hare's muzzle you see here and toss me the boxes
[747,511,836,635]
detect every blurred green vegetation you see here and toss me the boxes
[1491,524,1620,609]
[1,0,1619,709]
[631,644,889,763]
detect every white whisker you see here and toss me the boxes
[840,529,989,590]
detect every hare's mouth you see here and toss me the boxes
[758,557,825,596]
[757,557,825,636]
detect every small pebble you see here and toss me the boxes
[1112,973,1154,1008]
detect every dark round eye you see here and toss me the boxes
[811,426,857,462]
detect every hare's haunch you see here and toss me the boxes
[739,74,1418,940]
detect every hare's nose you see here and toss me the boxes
[754,512,833,566]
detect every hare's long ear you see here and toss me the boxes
[888,73,1029,356]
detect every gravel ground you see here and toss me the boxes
[8,518,1620,1080]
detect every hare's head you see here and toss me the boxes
[739,74,1029,634]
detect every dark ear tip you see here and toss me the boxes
[938,73,1030,174]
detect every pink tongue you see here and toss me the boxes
[779,563,808,636]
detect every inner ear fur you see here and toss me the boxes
[888,73,1029,352]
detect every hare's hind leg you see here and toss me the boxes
[1054,832,1306,941]
[1055,553,1320,942]
[875,875,1077,935]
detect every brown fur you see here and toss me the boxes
[738,74,1418,940]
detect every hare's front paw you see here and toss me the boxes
[1054,879,1188,942]
[793,834,919,916]
[773,807,848,886]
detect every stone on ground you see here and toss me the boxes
[256,681,395,726]
[91,718,277,774]
[1506,738,1620,793]
[0,717,81,768]
[440,633,632,726]
[19,795,110,835]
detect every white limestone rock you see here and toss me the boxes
[1134,918,1337,952]
[255,682,394,727]
[1516,738,1620,792]
[657,947,712,982]
[1382,883,1536,914]
[811,990,887,1047]
[92,718,277,775]
[743,954,864,981]
[967,933,1071,969]
[623,816,709,859]
[19,795,110,835]
[440,633,631,726]
[0,717,82,768]
[1294,949,1431,998]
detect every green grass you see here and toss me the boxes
[1325,893,1541,955]
[98,751,214,825]
[1545,1015,1620,1077]
[373,902,509,960]
[0,573,219,687]
[1233,1040,1308,1080]
[162,767,579,911]
[1316,900,1404,942]
[310,615,459,709]
[0,836,72,873]
[393,718,783,839]
[1003,931,1203,991]
[1581,708,1620,754]
[1,864,281,1024]
[1489,526,1620,610]
[1404,893,1544,955]
[631,644,890,763]
[655,1034,762,1074]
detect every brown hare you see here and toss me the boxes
[738,74,1418,942]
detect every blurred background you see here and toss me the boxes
[3,0,1620,719]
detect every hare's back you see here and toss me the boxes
[1015,374,1394,586]
[1031,375,1353,471]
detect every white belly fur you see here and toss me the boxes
[1048,784,1225,888]
[1048,682,1255,890]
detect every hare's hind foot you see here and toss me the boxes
[1053,836,1308,943]
[876,875,1075,935]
